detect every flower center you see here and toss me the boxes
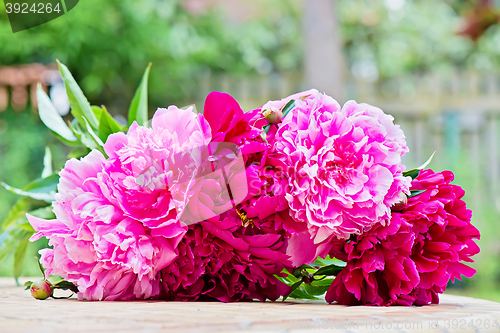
[236,208,254,228]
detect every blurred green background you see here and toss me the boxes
[1,0,500,301]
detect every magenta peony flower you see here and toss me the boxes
[203,91,267,155]
[325,169,480,306]
[267,90,410,246]
[161,209,291,302]
[28,106,212,301]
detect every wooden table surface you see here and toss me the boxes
[1,278,500,333]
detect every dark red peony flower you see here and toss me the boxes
[325,169,480,306]
[160,209,291,302]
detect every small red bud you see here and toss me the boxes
[262,107,283,124]
[30,279,53,300]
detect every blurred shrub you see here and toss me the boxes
[340,0,500,81]
[0,0,302,112]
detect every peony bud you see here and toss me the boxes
[30,279,53,300]
[391,192,408,212]
[262,107,283,124]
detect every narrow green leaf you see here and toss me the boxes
[41,147,53,178]
[24,280,33,290]
[415,151,436,170]
[23,174,59,193]
[28,206,55,220]
[82,117,107,157]
[128,63,152,126]
[35,256,46,277]
[1,184,54,202]
[57,60,99,130]
[14,232,30,282]
[403,169,420,180]
[283,280,303,301]
[98,106,124,143]
[302,283,330,296]
[83,117,104,146]
[52,280,79,293]
[403,152,436,179]
[69,121,100,151]
[36,84,78,142]
[310,278,334,287]
[313,264,344,277]
[1,174,59,202]
[263,124,271,134]
[288,287,319,300]
[281,99,296,118]
[409,189,426,198]
[314,256,347,267]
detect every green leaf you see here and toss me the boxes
[302,282,331,296]
[91,106,103,120]
[1,198,32,231]
[57,60,99,130]
[16,221,35,233]
[67,146,90,159]
[52,280,79,293]
[35,256,46,277]
[14,232,30,282]
[288,287,319,300]
[24,280,33,290]
[283,280,303,301]
[292,264,312,278]
[97,106,124,143]
[82,117,107,157]
[36,84,78,143]
[314,256,347,267]
[313,264,344,277]
[0,227,25,262]
[310,278,334,287]
[23,174,59,193]
[28,206,55,220]
[403,152,436,179]
[403,169,421,180]
[128,63,152,126]
[409,189,426,198]
[69,121,101,151]
[41,147,53,179]
[1,174,59,202]
[281,99,296,118]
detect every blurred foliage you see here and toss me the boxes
[340,0,500,81]
[0,0,302,112]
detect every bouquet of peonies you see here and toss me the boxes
[3,62,479,305]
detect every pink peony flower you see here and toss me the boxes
[267,90,410,248]
[161,209,291,302]
[325,169,480,306]
[101,106,212,226]
[28,106,212,301]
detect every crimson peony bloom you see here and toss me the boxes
[325,169,480,306]
[160,209,292,302]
